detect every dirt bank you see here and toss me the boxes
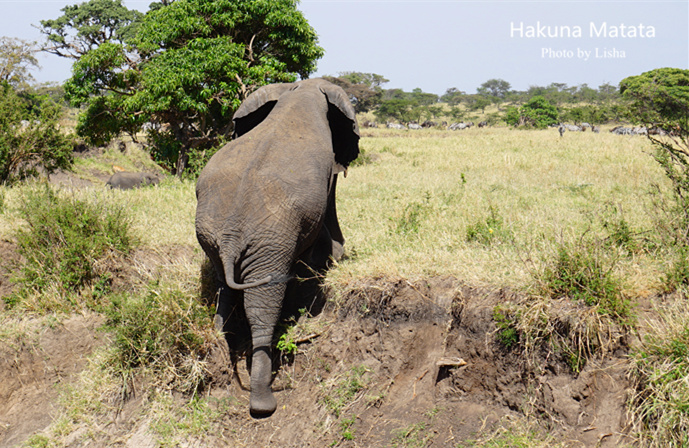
[0,275,632,447]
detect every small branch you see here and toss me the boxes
[247,34,256,63]
[235,73,247,100]
[295,333,320,344]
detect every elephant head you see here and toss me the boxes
[195,78,359,416]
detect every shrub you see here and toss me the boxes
[104,284,216,394]
[540,240,630,320]
[0,82,74,184]
[504,96,558,128]
[9,184,135,310]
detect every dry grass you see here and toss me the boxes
[0,126,666,296]
[629,298,689,448]
[331,127,666,293]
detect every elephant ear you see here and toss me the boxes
[319,82,360,167]
[232,83,294,138]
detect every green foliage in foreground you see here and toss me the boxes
[8,184,135,310]
[104,283,216,394]
[0,83,74,185]
[541,240,630,320]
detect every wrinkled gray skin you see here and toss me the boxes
[106,172,160,189]
[195,78,359,416]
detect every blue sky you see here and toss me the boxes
[1,0,687,95]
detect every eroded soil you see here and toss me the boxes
[0,267,633,447]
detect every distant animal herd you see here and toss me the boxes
[360,120,670,137]
[362,120,488,130]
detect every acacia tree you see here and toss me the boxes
[38,0,143,59]
[0,37,40,88]
[48,0,323,176]
[324,72,388,113]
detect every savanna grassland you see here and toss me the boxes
[1,125,686,448]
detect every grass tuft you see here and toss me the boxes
[104,281,218,395]
[539,238,631,320]
[630,300,689,448]
[466,205,512,245]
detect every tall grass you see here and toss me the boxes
[630,301,689,447]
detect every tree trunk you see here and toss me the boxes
[176,146,189,178]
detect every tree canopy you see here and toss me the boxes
[477,78,511,99]
[0,82,74,184]
[0,37,40,88]
[51,0,323,176]
[505,96,558,129]
[620,68,689,128]
[39,0,143,60]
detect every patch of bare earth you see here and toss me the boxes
[0,314,106,447]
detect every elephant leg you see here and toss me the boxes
[243,282,287,416]
[213,284,232,332]
[306,225,335,273]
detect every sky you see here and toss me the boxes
[1,0,687,95]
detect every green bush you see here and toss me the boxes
[104,284,216,393]
[504,96,558,129]
[541,240,630,320]
[0,82,74,184]
[9,184,135,309]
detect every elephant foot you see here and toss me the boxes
[249,346,277,417]
[249,390,277,418]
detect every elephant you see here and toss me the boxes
[106,171,160,189]
[195,78,360,416]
